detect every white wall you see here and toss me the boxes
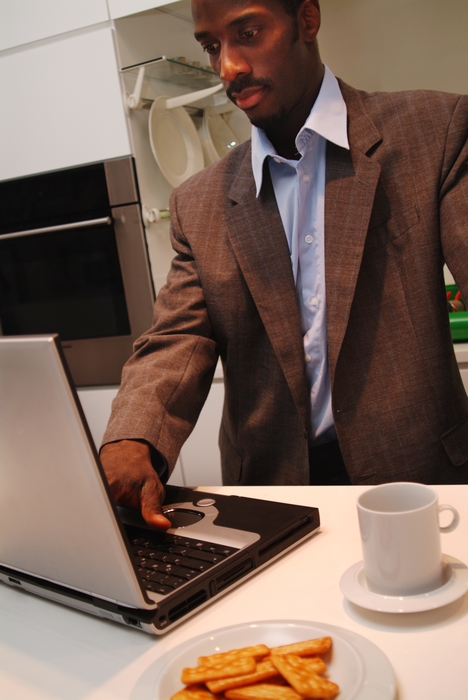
[319,0,468,94]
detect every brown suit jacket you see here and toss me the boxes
[103,81,468,485]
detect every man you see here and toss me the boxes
[100,0,468,529]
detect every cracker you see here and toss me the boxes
[270,654,339,699]
[270,636,332,657]
[170,684,218,699]
[181,656,256,685]
[299,656,327,675]
[206,659,280,693]
[199,644,271,666]
[225,682,302,699]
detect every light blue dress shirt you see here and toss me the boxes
[251,65,349,444]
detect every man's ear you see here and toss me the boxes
[299,0,321,42]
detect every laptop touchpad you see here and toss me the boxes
[163,508,205,528]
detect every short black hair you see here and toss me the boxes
[277,0,304,16]
[276,0,304,42]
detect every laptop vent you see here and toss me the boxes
[258,517,311,558]
[165,558,255,625]
[97,609,118,621]
[214,557,254,592]
[168,590,208,623]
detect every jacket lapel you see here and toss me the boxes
[223,82,383,428]
[226,151,310,431]
[325,81,382,385]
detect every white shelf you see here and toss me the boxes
[121,56,218,90]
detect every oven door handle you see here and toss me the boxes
[1,216,112,240]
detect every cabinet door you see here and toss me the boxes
[178,380,224,486]
[0,27,131,180]
[108,0,182,20]
[0,0,109,51]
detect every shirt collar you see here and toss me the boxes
[251,65,349,196]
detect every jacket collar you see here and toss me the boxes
[250,65,350,196]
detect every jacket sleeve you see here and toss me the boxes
[439,94,468,297]
[101,185,219,475]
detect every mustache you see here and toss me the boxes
[226,76,273,100]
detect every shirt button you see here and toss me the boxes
[310,296,319,306]
[305,235,313,244]
[302,174,310,183]
[305,354,312,363]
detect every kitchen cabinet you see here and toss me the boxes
[108,0,182,20]
[112,5,229,292]
[0,26,131,181]
[178,375,224,487]
[112,3,203,69]
[0,0,109,51]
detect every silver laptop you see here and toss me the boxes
[0,334,320,634]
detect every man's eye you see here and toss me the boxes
[241,29,258,40]
[203,43,219,54]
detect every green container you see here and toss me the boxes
[446,284,468,342]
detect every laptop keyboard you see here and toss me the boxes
[127,527,239,596]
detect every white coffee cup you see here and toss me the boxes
[357,482,459,596]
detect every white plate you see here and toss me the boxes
[149,96,204,188]
[153,619,396,699]
[340,554,468,613]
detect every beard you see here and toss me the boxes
[247,103,290,132]
[226,76,290,132]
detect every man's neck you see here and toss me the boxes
[265,66,324,159]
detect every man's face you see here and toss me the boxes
[192,0,319,133]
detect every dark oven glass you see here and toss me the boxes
[0,222,131,341]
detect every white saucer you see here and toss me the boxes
[152,620,396,699]
[340,554,468,613]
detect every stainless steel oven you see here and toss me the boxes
[0,156,155,386]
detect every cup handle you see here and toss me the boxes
[438,504,460,533]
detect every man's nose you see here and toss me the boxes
[217,46,250,84]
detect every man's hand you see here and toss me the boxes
[100,440,171,530]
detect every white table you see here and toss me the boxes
[1,485,467,699]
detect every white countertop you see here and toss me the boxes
[1,484,467,699]
[454,342,468,365]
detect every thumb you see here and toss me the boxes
[140,479,172,530]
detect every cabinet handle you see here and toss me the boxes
[1,216,112,240]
